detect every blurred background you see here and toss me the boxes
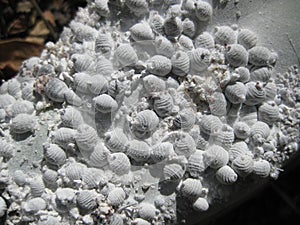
[0,0,299,225]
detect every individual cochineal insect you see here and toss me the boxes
[192,197,209,212]
[189,47,211,73]
[215,165,238,185]
[43,143,67,167]
[60,106,84,129]
[171,51,190,77]
[233,121,250,140]
[252,159,271,177]
[206,91,227,117]
[107,187,126,207]
[244,81,266,106]
[163,163,185,180]
[127,140,151,162]
[231,154,254,177]
[108,152,131,175]
[146,55,172,76]
[214,26,236,46]
[211,124,235,150]
[155,36,176,58]
[104,128,129,153]
[51,127,76,150]
[182,18,196,38]
[187,150,207,177]
[163,16,183,39]
[0,139,14,161]
[10,113,37,134]
[93,94,118,113]
[248,46,277,66]
[178,35,194,51]
[125,0,149,17]
[28,176,45,197]
[150,142,176,163]
[137,202,157,221]
[76,190,98,214]
[250,67,272,83]
[178,178,203,199]
[8,100,34,118]
[203,145,229,169]
[75,124,99,158]
[235,66,250,83]
[199,114,223,135]
[45,78,68,103]
[94,0,110,17]
[194,32,215,49]
[250,121,271,146]
[129,22,155,42]
[143,74,166,94]
[194,0,213,21]
[228,141,251,161]
[168,131,196,158]
[131,109,159,139]
[88,142,110,168]
[225,44,248,67]
[237,28,258,49]
[224,82,247,104]
[95,33,113,57]
[114,44,138,67]
[173,108,196,131]
[152,91,174,118]
[149,11,165,35]
[258,101,280,126]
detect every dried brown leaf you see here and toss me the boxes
[43,10,56,27]
[29,20,50,36]
[7,17,28,35]
[17,1,33,13]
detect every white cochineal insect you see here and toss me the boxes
[127,140,151,162]
[203,145,229,169]
[206,91,227,117]
[129,22,155,42]
[252,159,271,177]
[104,128,129,153]
[50,127,76,150]
[108,152,131,175]
[10,113,37,134]
[199,114,223,136]
[248,46,277,66]
[177,178,203,199]
[214,26,236,46]
[0,140,14,161]
[244,81,266,106]
[233,121,250,140]
[225,44,248,67]
[231,154,254,177]
[163,163,185,181]
[88,142,111,168]
[224,82,247,104]
[258,101,280,126]
[107,187,126,207]
[43,143,67,167]
[187,150,207,178]
[171,51,191,76]
[237,28,258,49]
[250,121,271,146]
[137,202,157,221]
[215,165,238,185]
[228,141,252,161]
[152,91,174,118]
[60,106,84,129]
[189,48,211,73]
[173,108,196,131]
[182,18,196,38]
[250,67,272,83]
[155,36,176,58]
[235,66,250,83]
[93,94,118,113]
[163,16,183,39]
[146,55,172,76]
[125,0,149,17]
[193,197,209,212]
[194,31,215,49]
[45,78,68,103]
[75,124,99,158]
[76,190,98,214]
[150,142,176,163]
[142,74,166,94]
[114,44,138,68]
[194,0,213,21]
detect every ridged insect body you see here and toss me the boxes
[143,75,166,94]
[114,44,138,67]
[22,197,47,214]
[0,196,7,217]
[42,167,58,190]
[149,11,165,35]
[252,159,271,177]
[173,108,196,131]
[235,66,250,83]
[233,121,250,140]
[194,32,215,49]
[125,0,149,16]
[224,82,247,104]
[155,36,176,58]
[73,72,92,94]
[150,142,175,162]
[7,78,21,99]
[76,190,98,214]
[214,26,236,46]
[193,197,209,212]
[71,53,95,73]
[211,124,235,150]
[45,78,68,103]
[88,142,110,168]
[87,75,108,96]
[182,18,195,38]
[93,94,118,113]
[231,154,254,177]
[171,51,190,76]
[61,106,84,129]
[64,89,82,106]
[0,94,16,110]
[189,48,211,73]
[258,101,280,126]
[228,141,251,161]
[94,0,110,17]
[239,105,258,127]
[0,140,14,161]
[13,169,28,186]
[163,163,185,180]
[75,124,99,158]
[131,109,159,139]
[203,145,229,169]
[29,176,45,197]
[138,203,157,221]
[163,16,183,38]
[207,92,227,116]
[69,21,97,42]
[108,152,131,175]
[43,143,67,167]
[244,81,266,106]
[237,29,258,49]
[216,165,238,185]
[250,121,270,146]
[130,22,155,42]
[146,55,172,76]
[264,81,277,101]
[152,91,174,118]
[248,46,274,66]
[250,67,272,83]
[226,44,248,67]
[54,188,76,212]
[59,162,87,185]
[95,33,112,56]
[187,150,207,177]
[178,35,194,51]
[10,113,36,134]
[173,131,196,158]
[109,214,124,225]
[127,140,151,162]
[199,114,223,135]
[8,100,34,117]
[194,1,213,21]
[95,55,114,77]
[104,128,129,153]
[179,178,202,199]
[51,127,76,150]
[82,168,108,189]
[107,187,126,206]
[107,79,128,103]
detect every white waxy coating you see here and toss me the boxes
[207,92,227,117]
[252,159,271,177]
[45,78,68,103]
[228,141,251,161]
[76,190,98,213]
[143,74,166,94]
[224,82,247,104]
[203,145,229,169]
[193,197,209,212]
[10,113,36,134]
[194,1,213,21]
[130,22,155,41]
[108,152,131,175]
[237,29,258,49]
[88,142,110,168]
[179,178,203,199]
[127,140,151,162]
[107,187,126,206]
[138,202,157,221]
[231,154,254,177]
[163,16,183,38]
[146,55,172,76]
[93,94,118,113]
[216,165,238,185]
[61,106,84,129]
[22,197,47,214]
[163,163,185,180]
[114,44,138,67]
[189,48,211,73]
[187,150,207,177]
[258,101,280,126]
[0,139,14,161]
[0,196,7,217]
[43,143,67,167]
[171,51,190,76]
[75,124,99,157]
[214,26,236,45]
[104,128,129,153]
[195,32,215,49]
[226,44,248,67]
